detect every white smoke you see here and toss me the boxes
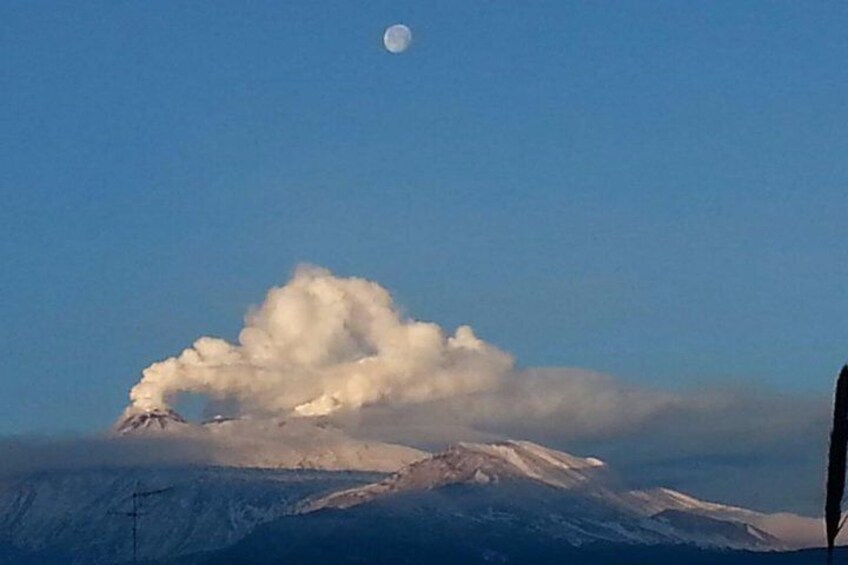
[117,265,829,517]
[126,265,514,418]
[343,368,683,446]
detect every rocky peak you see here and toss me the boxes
[115,407,188,435]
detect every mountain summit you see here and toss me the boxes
[115,407,188,434]
[304,439,819,551]
[307,440,607,510]
[114,408,427,473]
[0,437,821,563]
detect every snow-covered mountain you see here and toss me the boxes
[0,466,379,564]
[115,408,427,472]
[0,435,822,563]
[306,440,820,550]
[115,407,189,434]
[305,440,609,510]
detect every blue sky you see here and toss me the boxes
[1,1,846,434]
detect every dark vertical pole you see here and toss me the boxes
[826,365,848,564]
[114,481,171,564]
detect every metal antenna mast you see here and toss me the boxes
[113,481,173,564]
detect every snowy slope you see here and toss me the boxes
[115,409,427,472]
[307,440,820,550]
[0,466,379,564]
[627,487,821,549]
[305,440,608,510]
[0,438,821,563]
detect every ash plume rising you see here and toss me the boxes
[117,263,827,505]
[122,265,514,421]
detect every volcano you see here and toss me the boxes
[0,436,821,564]
[115,407,188,435]
[113,407,428,473]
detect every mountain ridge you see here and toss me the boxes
[304,438,820,550]
[0,417,821,563]
[114,408,427,472]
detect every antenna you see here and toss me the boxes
[111,481,174,564]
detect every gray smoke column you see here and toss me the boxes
[124,265,514,418]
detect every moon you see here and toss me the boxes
[383,24,412,54]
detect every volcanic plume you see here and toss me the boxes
[123,265,514,421]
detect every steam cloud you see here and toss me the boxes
[106,265,830,516]
[122,265,827,513]
[126,266,514,418]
